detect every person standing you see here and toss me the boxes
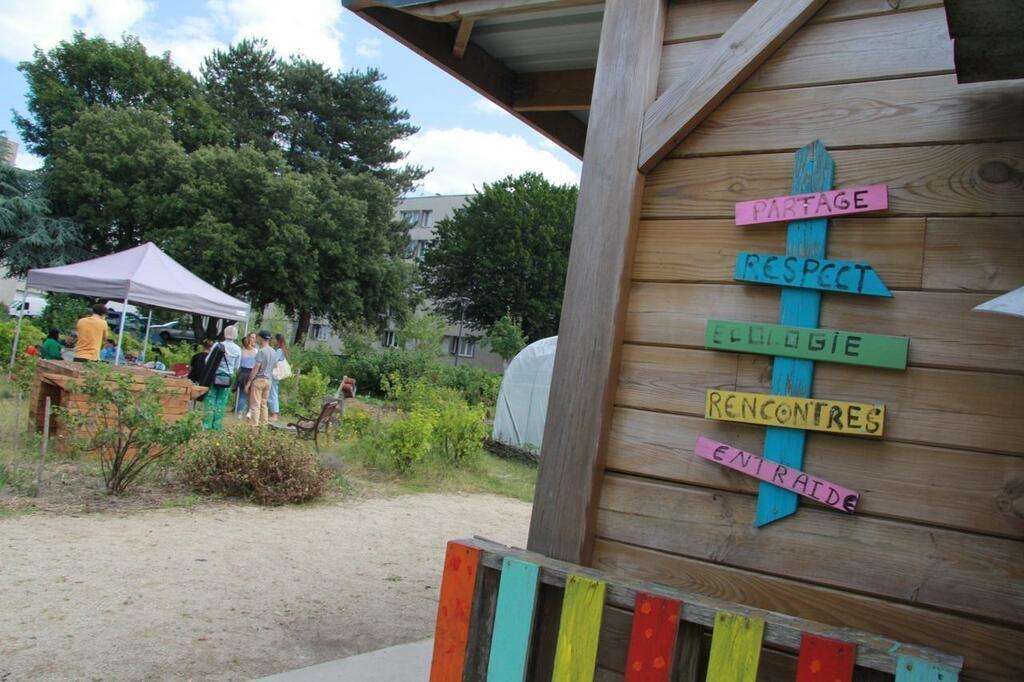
[267,333,288,421]
[40,328,63,360]
[74,303,109,362]
[202,325,242,431]
[189,340,213,384]
[246,330,276,427]
[234,333,257,416]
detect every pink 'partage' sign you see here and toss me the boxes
[694,436,859,513]
[735,184,887,226]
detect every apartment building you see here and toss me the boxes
[306,194,507,373]
[1,138,17,166]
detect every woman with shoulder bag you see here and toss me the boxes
[201,325,242,431]
[267,333,291,422]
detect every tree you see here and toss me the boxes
[200,39,281,152]
[278,61,423,192]
[14,33,225,157]
[420,173,578,340]
[485,311,527,364]
[47,108,190,254]
[38,294,89,334]
[0,161,84,277]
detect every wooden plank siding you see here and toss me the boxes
[659,8,954,97]
[594,3,1024,682]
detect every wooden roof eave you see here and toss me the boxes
[345,2,590,158]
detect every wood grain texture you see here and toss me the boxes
[639,0,827,172]
[659,8,953,96]
[606,407,1024,538]
[645,143,1024,218]
[590,540,1016,682]
[469,536,963,676]
[796,633,856,682]
[430,542,481,682]
[672,75,1024,157]
[895,655,961,682]
[487,558,540,682]
[552,574,607,681]
[616,344,1024,455]
[514,69,595,111]
[625,283,1024,373]
[663,0,943,44]
[527,0,666,565]
[705,611,764,682]
[706,388,885,438]
[465,565,501,680]
[623,593,680,681]
[923,218,1024,291]
[755,139,834,525]
[596,475,1024,626]
[633,217,925,286]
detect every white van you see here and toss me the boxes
[7,294,47,318]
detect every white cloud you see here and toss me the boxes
[355,38,381,59]
[210,0,345,71]
[0,0,151,62]
[143,16,225,75]
[397,128,580,195]
[14,150,44,171]
[471,98,506,115]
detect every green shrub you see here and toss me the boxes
[434,401,487,465]
[63,365,201,494]
[37,293,89,335]
[382,408,435,472]
[154,342,197,367]
[281,366,330,416]
[290,343,343,383]
[383,374,462,412]
[342,408,375,437]
[1,319,45,391]
[182,426,329,505]
[434,364,501,407]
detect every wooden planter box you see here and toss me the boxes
[28,359,207,451]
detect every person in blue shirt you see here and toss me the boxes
[99,339,122,364]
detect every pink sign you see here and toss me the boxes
[735,184,887,226]
[694,436,859,513]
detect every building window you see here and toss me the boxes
[399,209,432,228]
[381,330,398,348]
[450,336,476,358]
[404,239,431,260]
[310,323,327,341]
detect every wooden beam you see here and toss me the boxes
[527,0,666,563]
[638,0,827,173]
[452,17,474,58]
[513,68,595,111]
[356,6,586,158]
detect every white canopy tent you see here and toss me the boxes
[8,242,250,370]
[491,336,556,453]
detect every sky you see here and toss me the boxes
[0,0,582,194]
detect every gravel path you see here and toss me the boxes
[0,494,531,681]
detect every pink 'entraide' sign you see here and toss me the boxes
[694,436,860,513]
[735,184,887,226]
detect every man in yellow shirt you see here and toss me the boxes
[74,303,110,362]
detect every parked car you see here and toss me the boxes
[106,310,144,333]
[8,294,47,318]
[149,320,196,345]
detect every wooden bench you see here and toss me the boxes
[269,398,342,452]
[429,537,963,682]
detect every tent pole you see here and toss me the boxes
[7,288,29,374]
[140,310,153,364]
[113,295,129,366]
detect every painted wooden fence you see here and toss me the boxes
[428,538,962,682]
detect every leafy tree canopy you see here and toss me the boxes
[421,173,578,341]
[485,311,527,362]
[15,33,226,156]
[0,159,85,277]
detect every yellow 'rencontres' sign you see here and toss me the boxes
[705,389,884,437]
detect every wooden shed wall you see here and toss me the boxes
[591,2,1024,680]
